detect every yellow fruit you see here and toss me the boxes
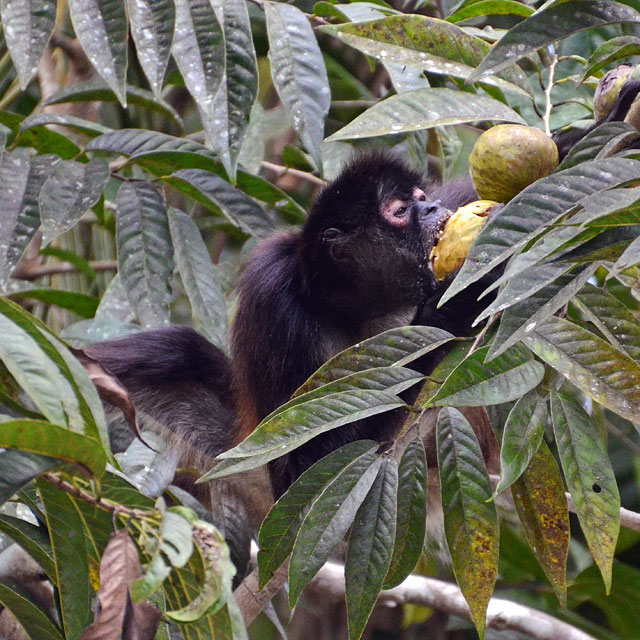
[469,124,559,203]
[430,200,500,281]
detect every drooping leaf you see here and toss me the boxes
[0,419,107,477]
[428,345,544,407]
[320,15,530,96]
[447,0,534,23]
[511,440,569,607]
[265,2,330,169]
[116,181,173,328]
[41,82,184,128]
[383,437,427,589]
[0,111,80,158]
[164,169,274,237]
[469,1,640,82]
[172,0,224,118]
[295,326,455,395]
[125,0,175,97]
[39,158,110,245]
[209,0,258,181]
[258,441,378,589]
[0,449,58,506]
[487,266,597,360]
[0,579,63,640]
[327,88,525,141]
[20,113,111,138]
[68,0,129,105]
[0,152,61,289]
[437,407,498,640]
[0,0,55,88]
[86,129,306,222]
[37,479,92,640]
[524,316,640,424]
[577,35,640,84]
[551,391,620,592]
[345,457,398,640]
[575,283,640,361]
[203,390,405,479]
[0,514,55,578]
[493,390,547,496]
[289,450,382,607]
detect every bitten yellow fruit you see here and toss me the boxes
[469,124,559,203]
[593,63,640,129]
[430,200,500,281]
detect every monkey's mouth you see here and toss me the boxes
[421,205,454,256]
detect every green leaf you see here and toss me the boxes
[511,440,569,607]
[0,449,58,506]
[295,326,455,394]
[613,233,640,272]
[557,121,639,171]
[429,345,544,407]
[575,283,640,361]
[524,316,640,424]
[0,0,55,88]
[345,457,398,640]
[320,15,530,96]
[273,367,423,422]
[164,169,273,237]
[447,0,534,23]
[383,437,427,589]
[116,181,173,328]
[37,478,91,640]
[289,450,382,607]
[172,0,224,117]
[68,0,128,105]
[0,152,61,289]
[487,265,597,360]
[551,391,620,592]
[20,113,111,138]
[265,2,330,170]
[41,82,184,128]
[0,419,107,477]
[167,209,228,350]
[86,129,306,222]
[209,0,258,181]
[469,1,640,82]
[577,35,640,85]
[437,407,498,640]
[0,579,63,640]
[39,158,110,245]
[258,441,378,588]
[327,88,525,141]
[9,289,99,318]
[125,0,174,97]
[0,111,80,158]
[0,514,55,578]
[203,390,405,479]
[493,390,547,496]
[440,157,640,306]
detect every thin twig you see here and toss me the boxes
[12,260,117,280]
[543,46,559,137]
[261,160,327,187]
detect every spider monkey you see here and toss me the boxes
[87,81,640,506]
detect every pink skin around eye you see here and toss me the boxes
[382,198,409,228]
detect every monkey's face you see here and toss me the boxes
[302,153,447,317]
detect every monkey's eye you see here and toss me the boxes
[322,227,343,242]
[413,188,427,201]
[394,206,407,217]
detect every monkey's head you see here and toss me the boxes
[301,151,449,320]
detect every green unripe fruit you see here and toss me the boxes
[469,124,559,203]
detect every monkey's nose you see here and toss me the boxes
[415,199,445,220]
